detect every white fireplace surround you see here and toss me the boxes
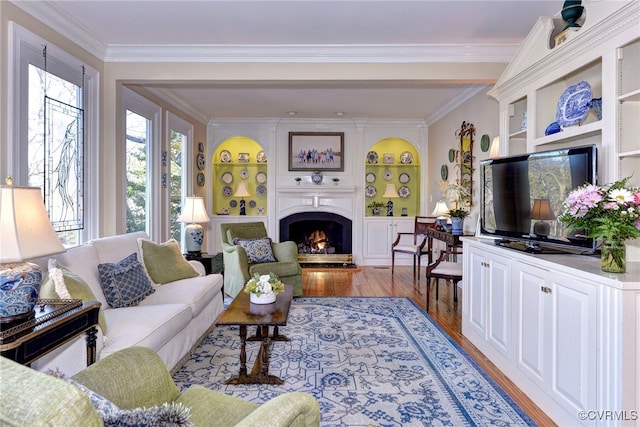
[275,185,357,223]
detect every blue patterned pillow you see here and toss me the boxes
[233,237,277,264]
[98,253,155,308]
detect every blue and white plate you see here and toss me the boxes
[365,185,377,198]
[256,184,267,196]
[398,186,411,198]
[556,80,592,127]
[367,151,378,164]
[222,185,232,197]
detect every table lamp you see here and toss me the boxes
[530,198,556,238]
[0,181,66,324]
[382,183,399,216]
[234,182,251,216]
[431,200,450,231]
[177,196,210,255]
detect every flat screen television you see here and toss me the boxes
[479,145,598,254]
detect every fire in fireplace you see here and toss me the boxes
[280,212,352,264]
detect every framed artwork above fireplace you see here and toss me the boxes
[288,132,344,171]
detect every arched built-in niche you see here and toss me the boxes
[364,137,420,217]
[212,136,267,216]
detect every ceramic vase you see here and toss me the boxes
[451,217,464,236]
[601,239,626,273]
[250,292,276,304]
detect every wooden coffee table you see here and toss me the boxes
[215,285,294,385]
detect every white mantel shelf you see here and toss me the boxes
[276,185,357,194]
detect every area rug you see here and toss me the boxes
[173,297,536,426]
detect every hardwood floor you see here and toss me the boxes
[301,265,556,427]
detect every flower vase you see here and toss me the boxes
[601,239,626,273]
[451,217,464,236]
[250,292,276,304]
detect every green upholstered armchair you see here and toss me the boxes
[220,222,302,298]
[1,346,320,427]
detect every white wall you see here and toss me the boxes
[427,89,499,234]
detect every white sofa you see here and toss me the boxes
[30,232,224,377]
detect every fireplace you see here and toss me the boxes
[280,212,352,264]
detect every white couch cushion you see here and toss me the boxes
[139,274,223,318]
[90,232,149,264]
[100,304,191,359]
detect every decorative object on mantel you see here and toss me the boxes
[234,182,251,215]
[294,177,301,185]
[382,183,399,216]
[244,273,284,304]
[448,208,470,236]
[312,170,323,185]
[0,179,66,324]
[332,177,340,185]
[177,196,210,256]
[559,177,640,273]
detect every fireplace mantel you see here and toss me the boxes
[276,185,357,220]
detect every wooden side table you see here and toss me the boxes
[0,299,101,367]
[185,252,224,275]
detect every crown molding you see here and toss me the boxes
[104,44,518,63]
[9,0,108,59]
[424,85,488,126]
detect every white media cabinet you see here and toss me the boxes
[462,237,640,426]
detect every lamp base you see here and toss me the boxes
[0,262,42,324]
[533,221,550,237]
[184,223,204,254]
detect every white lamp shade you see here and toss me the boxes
[177,196,210,224]
[431,200,450,217]
[382,183,399,198]
[234,182,251,198]
[0,185,65,263]
[489,136,501,158]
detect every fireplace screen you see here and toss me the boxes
[280,212,352,255]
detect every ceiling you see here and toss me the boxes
[18,1,564,122]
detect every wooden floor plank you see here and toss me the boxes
[301,265,556,427]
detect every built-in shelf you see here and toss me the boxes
[619,88,640,102]
[619,149,640,158]
[533,120,602,147]
[509,129,527,139]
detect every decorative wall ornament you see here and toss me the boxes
[454,121,475,207]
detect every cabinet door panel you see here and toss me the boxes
[365,220,392,257]
[550,275,597,414]
[466,246,487,337]
[487,256,511,357]
[514,264,547,386]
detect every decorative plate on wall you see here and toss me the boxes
[256,172,267,184]
[229,200,237,208]
[400,151,413,164]
[240,168,249,179]
[198,142,204,153]
[365,172,376,183]
[256,151,267,163]
[365,185,377,198]
[249,200,257,208]
[398,186,411,198]
[383,169,393,181]
[256,184,267,196]
[480,134,490,152]
[197,153,206,170]
[448,148,456,163]
[399,173,410,184]
[222,185,232,197]
[197,172,205,187]
[556,80,592,127]
[220,150,231,163]
[221,172,233,184]
[367,151,379,164]
[257,207,265,215]
[441,165,448,180]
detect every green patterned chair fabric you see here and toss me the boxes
[220,222,303,297]
[1,346,320,427]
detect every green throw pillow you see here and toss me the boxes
[139,239,199,285]
[41,261,107,334]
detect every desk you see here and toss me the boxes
[426,228,466,264]
[0,299,100,366]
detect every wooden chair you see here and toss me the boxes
[391,216,437,282]
[425,248,462,312]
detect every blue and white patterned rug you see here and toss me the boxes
[173,297,535,426]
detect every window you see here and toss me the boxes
[11,23,98,246]
[125,110,151,233]
[167,112,193,248]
